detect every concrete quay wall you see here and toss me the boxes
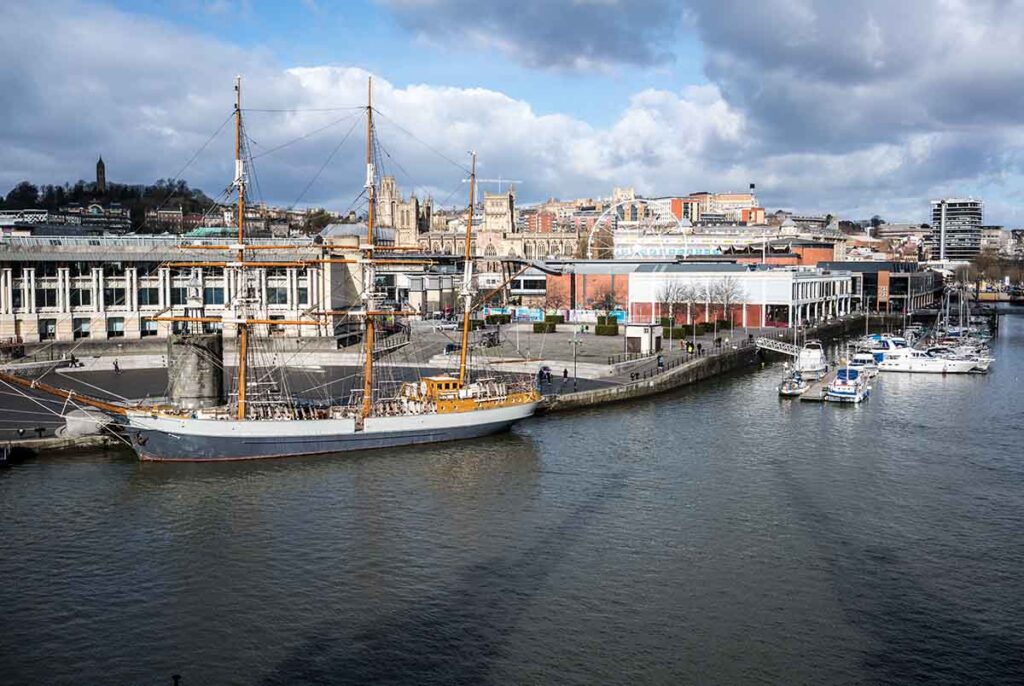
[541,344,757,413]
[540,313,902,414]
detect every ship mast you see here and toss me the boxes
[234,75,249,421]
[360,77,377,419]
[457,152,477,387]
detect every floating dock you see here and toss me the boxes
[800,370,836,402]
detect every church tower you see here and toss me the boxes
[96,156,106,194]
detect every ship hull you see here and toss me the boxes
[127,402,537,461]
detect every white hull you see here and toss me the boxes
[127,401,538,461]
[878,358,977,374]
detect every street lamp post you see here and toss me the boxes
[570,325,583,392]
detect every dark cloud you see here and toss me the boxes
[4,0,1024,224]
[380,0,685,69]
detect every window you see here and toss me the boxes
[107,317,125,338]
[72,318,90,339]
[104,262,126,277]
[266,267,287,278]
[297,287,309,306]
[202,322,223,334]
[104,288,126,307]
[268,315,285,335]
[141,319,159,337]
[69,262,92,277]
[12,289,23,310]
[36,263,58,277]
[138,287,160,306]
[38,319,56,341]
[170,287,188,306]
[35,288,58,309]
[70,288,92,308]
[267,287,288,305]
[203,287,225,305]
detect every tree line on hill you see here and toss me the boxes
[0,179,217,232]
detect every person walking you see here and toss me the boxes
[113,358,121,375]
[563,368,569,381]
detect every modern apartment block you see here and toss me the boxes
[929,198,983,261]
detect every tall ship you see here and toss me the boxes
[0,77,540,461]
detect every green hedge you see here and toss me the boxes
[662,327,690,339]
[544,314,565,324]
[715,319,733,329]
[533,322,556,334]
[595,324,619,336]
[470,319,485,331]
[485,314,511,325]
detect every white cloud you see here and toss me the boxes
[3,0,1024,224]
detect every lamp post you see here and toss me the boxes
[570,324,583,392]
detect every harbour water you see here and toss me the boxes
[2,312,1022,684]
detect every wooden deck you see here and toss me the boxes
[800,370,836,402]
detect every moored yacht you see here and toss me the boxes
[826,366,870,403]
[877,348,977,374]
[847,352,879,378]
[797,341,828,379]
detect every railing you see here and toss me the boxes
[607,351,657,366]
[625,337,757,382]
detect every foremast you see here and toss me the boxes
[233,75,250,421]
[360,77,377,421]
[456,153,477,387]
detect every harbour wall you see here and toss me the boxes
[540,313,902,414]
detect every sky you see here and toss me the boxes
[2,0,1024,224]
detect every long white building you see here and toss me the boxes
[627,263,855,328]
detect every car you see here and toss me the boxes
[433,320,459,331]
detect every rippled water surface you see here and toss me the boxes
[2,314,1023,685]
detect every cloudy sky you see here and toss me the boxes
[2,0,1023,223]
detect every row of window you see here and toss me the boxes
[37,317,293,340]
[5,263,314,279]
[11,286,309,310]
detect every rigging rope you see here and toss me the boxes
[288,115,363,210]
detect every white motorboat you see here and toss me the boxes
[826,366,870,403]
[797,341,828,379]
[877,348,978,374]
[926,346,994,373]
[846,352,879,378]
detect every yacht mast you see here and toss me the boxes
[457,152,477,387]
[360,77,377,419]
[234,75,249,421]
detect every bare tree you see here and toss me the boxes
[675,282,700,350]
[717,276,747,332]
[657,282,688,349]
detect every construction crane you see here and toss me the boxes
[462,175,523,198]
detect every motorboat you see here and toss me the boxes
[926,346,994,373]
[797,341,828,379]
[858,334,910,364]
[877,348,978,374]
[846,352,879,378]
[826,366,870,403]
[778,370,809,397]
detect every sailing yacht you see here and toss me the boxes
[0,77,540,461]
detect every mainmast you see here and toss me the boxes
[234,75,249,421]
[360,77,377,420]
[457,152,477,387]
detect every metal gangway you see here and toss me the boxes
[754,337,801,358]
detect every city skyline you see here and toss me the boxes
[2,0,1023,224]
